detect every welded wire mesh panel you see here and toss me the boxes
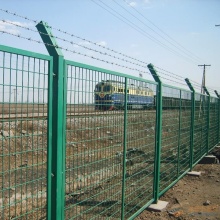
[0,49,49,219]
[209,97,219,150]
[159,86,182,193]
[124,79,156,219]
[65,64,125,219]
[193,93,209,164]
[64,62,157,219]
[178,90,191,174]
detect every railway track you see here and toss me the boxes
[0,110,156,120]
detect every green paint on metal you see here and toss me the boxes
[65,59,158,85]
[204,87,210,153]
[177,90,182,177]
[163,82,191,93]
[185,78,195,171]
[47,57,54,220]
[147,63,162,203]
[36,21,63,57]
[158,168,190,197]
[121,77,128,220]
[0,45,50,219]
[1,37,220,220]
[214,90,220,144]
[36,21,65,220]
[0,44,52,60]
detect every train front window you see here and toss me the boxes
[103,85,111,92]
[95,85,102,92]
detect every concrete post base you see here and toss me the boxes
[147,200,169,212]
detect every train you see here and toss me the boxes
[94,80,193,110]
[94,80,154,110]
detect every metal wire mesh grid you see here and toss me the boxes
[159,86,191,193]
[0,43,219,220]
[64,62,157,219]
[209,97,219,150]
[0,48,49,219]
[193,93,209,164]
[124,79,156,219]
[179,90,191,175]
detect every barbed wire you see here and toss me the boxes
[0,8,149,66]
[153,66,219,93]
[0,19,195,87]
[0,19,148,69]
[0,9,208,85]
[1,29,193,88]
[1,19,200,86]
[0,8,38,23]
[0,8,218,93]
[0,30,151,75]
[0,30,214,92]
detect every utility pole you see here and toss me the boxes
[198,64,211,94]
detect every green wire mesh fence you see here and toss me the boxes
[209,97,219,150]
[0,46,51,219]
[159,86,191,195]
[193,93,209,165]
[0,30,220,219]
[64,61,157,219]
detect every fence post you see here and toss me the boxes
[204,87,210,152]
[185,78,195,170]
[177,90,182,177]
[147,64,162,203]
[214,90,220,144]
[36,21,65,220]
[121,77,128,219]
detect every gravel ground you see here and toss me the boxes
[136,147,220,220]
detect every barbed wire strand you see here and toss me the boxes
[1,29,216,92]
[0,19,148,70]
[0,19,199,85]
[0,9,218,93]
[0,30,150,74]
[0,9,208,85]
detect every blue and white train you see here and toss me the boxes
[94,80,154,110]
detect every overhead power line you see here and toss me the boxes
[115,0,204,64]
[0,8,218,93]
[122,0,206,64]
[91,0,201,65]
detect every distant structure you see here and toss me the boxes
[198,64,211,94]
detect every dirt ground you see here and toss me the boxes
[136,147,220,220]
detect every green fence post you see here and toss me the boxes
[36,21,65,220]
[214,90,220,144]
[147,64,162,203]
[121,77,128,220]
[185,78,195,170]
[177,90,182,177]
[204,87,210,153]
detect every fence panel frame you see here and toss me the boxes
[0,44,53,219]
[1,21,220,218]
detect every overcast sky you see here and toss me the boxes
[0,0,220,95]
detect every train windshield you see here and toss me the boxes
[95,85,102,92]
[103,85,111,92]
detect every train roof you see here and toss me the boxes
[96,80,153,92]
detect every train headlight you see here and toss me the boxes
[99,93,105,98]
